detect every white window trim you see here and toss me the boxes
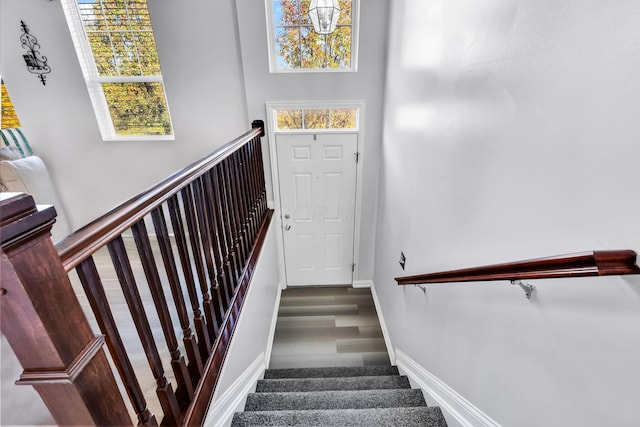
[269,101,361,132]
[265,0,360,73]
[61,0,174,141]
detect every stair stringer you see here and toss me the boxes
[204,285,282,427]
[395,349,502,427]
[204,353,266,427]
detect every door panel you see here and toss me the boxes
[276,133,358,286]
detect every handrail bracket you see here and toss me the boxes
[511,280,535,299]
[413,284,427,294]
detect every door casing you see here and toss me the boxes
[266,102,366,288]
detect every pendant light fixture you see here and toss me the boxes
[308,0,341,35]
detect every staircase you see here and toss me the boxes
[231,365,448,426]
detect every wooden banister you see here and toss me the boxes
[0,193,132,426]
[1,122,273,426]
[56,126,262,272]
[396,250,640,285]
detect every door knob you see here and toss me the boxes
[284,214,290,219]
[285,224,291,231]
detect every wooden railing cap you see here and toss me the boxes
[56,127,262,271]
[0,193,56,250]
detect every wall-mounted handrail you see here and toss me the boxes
[396,250,640,285]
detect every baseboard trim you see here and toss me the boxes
[205,353,266,427]
[395,350,501,427]
[368,281,395,364]
[352,280,373,288]
[263,284,283,368]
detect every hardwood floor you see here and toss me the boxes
[68,238,188,424]
[269,286,390,369]
[2,236,187,425]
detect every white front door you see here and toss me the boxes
[276,133,358,286]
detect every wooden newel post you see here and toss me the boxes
[0,193,131,426]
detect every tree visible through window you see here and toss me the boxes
[1,80,21,129]
[276,107,357,130]
[270,0,356,71]
[63,0,172,139]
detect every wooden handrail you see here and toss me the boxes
[2,122,272,426]
[57,126,262,272]
[396,250,640,285]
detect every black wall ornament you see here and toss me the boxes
[20,20,51,85]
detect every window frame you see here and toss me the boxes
[271,104,360,132]
[265,0,360,73]
[61,0,174,141]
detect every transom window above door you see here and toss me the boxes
[266,0,359,72]
[274,106,359,131]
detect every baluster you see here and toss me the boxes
[151,206,204,386]
[131,218,195,409]
[246,137,262,237]
[250,120,268,220]
[211,165,240,301]
[231,150,251,260]
[254,136,268,218]
[76,257,158,426]
[107,236,181,426]
[249,140,263,239]
[191,179,227,326]
[167,195,210,365]
[225,152,247,268]
[217,162,242,292]
[180,186,220,344]
[202,170,233,308]
[240,144,258,242]
[222,161,244,282]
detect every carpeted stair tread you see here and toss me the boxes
[263,365,399,379]
[256,375,411,393]
[244,388,427,411]
[231,406,448,426]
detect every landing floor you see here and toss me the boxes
[269,286,390,369]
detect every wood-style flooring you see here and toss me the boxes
[1,237,186,426]
[269,286,390,369]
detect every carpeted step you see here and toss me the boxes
[244,388,426,411]
[255,375,411,393]
[231,406,448,426]
[263,365,399,379]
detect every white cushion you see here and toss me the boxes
[0,146,23,161]
[0,156,72,243]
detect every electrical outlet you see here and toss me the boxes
[399,251,406,270]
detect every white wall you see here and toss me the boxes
[0,0,249,229]
[375,0,640,425]
[233,0,390,281]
